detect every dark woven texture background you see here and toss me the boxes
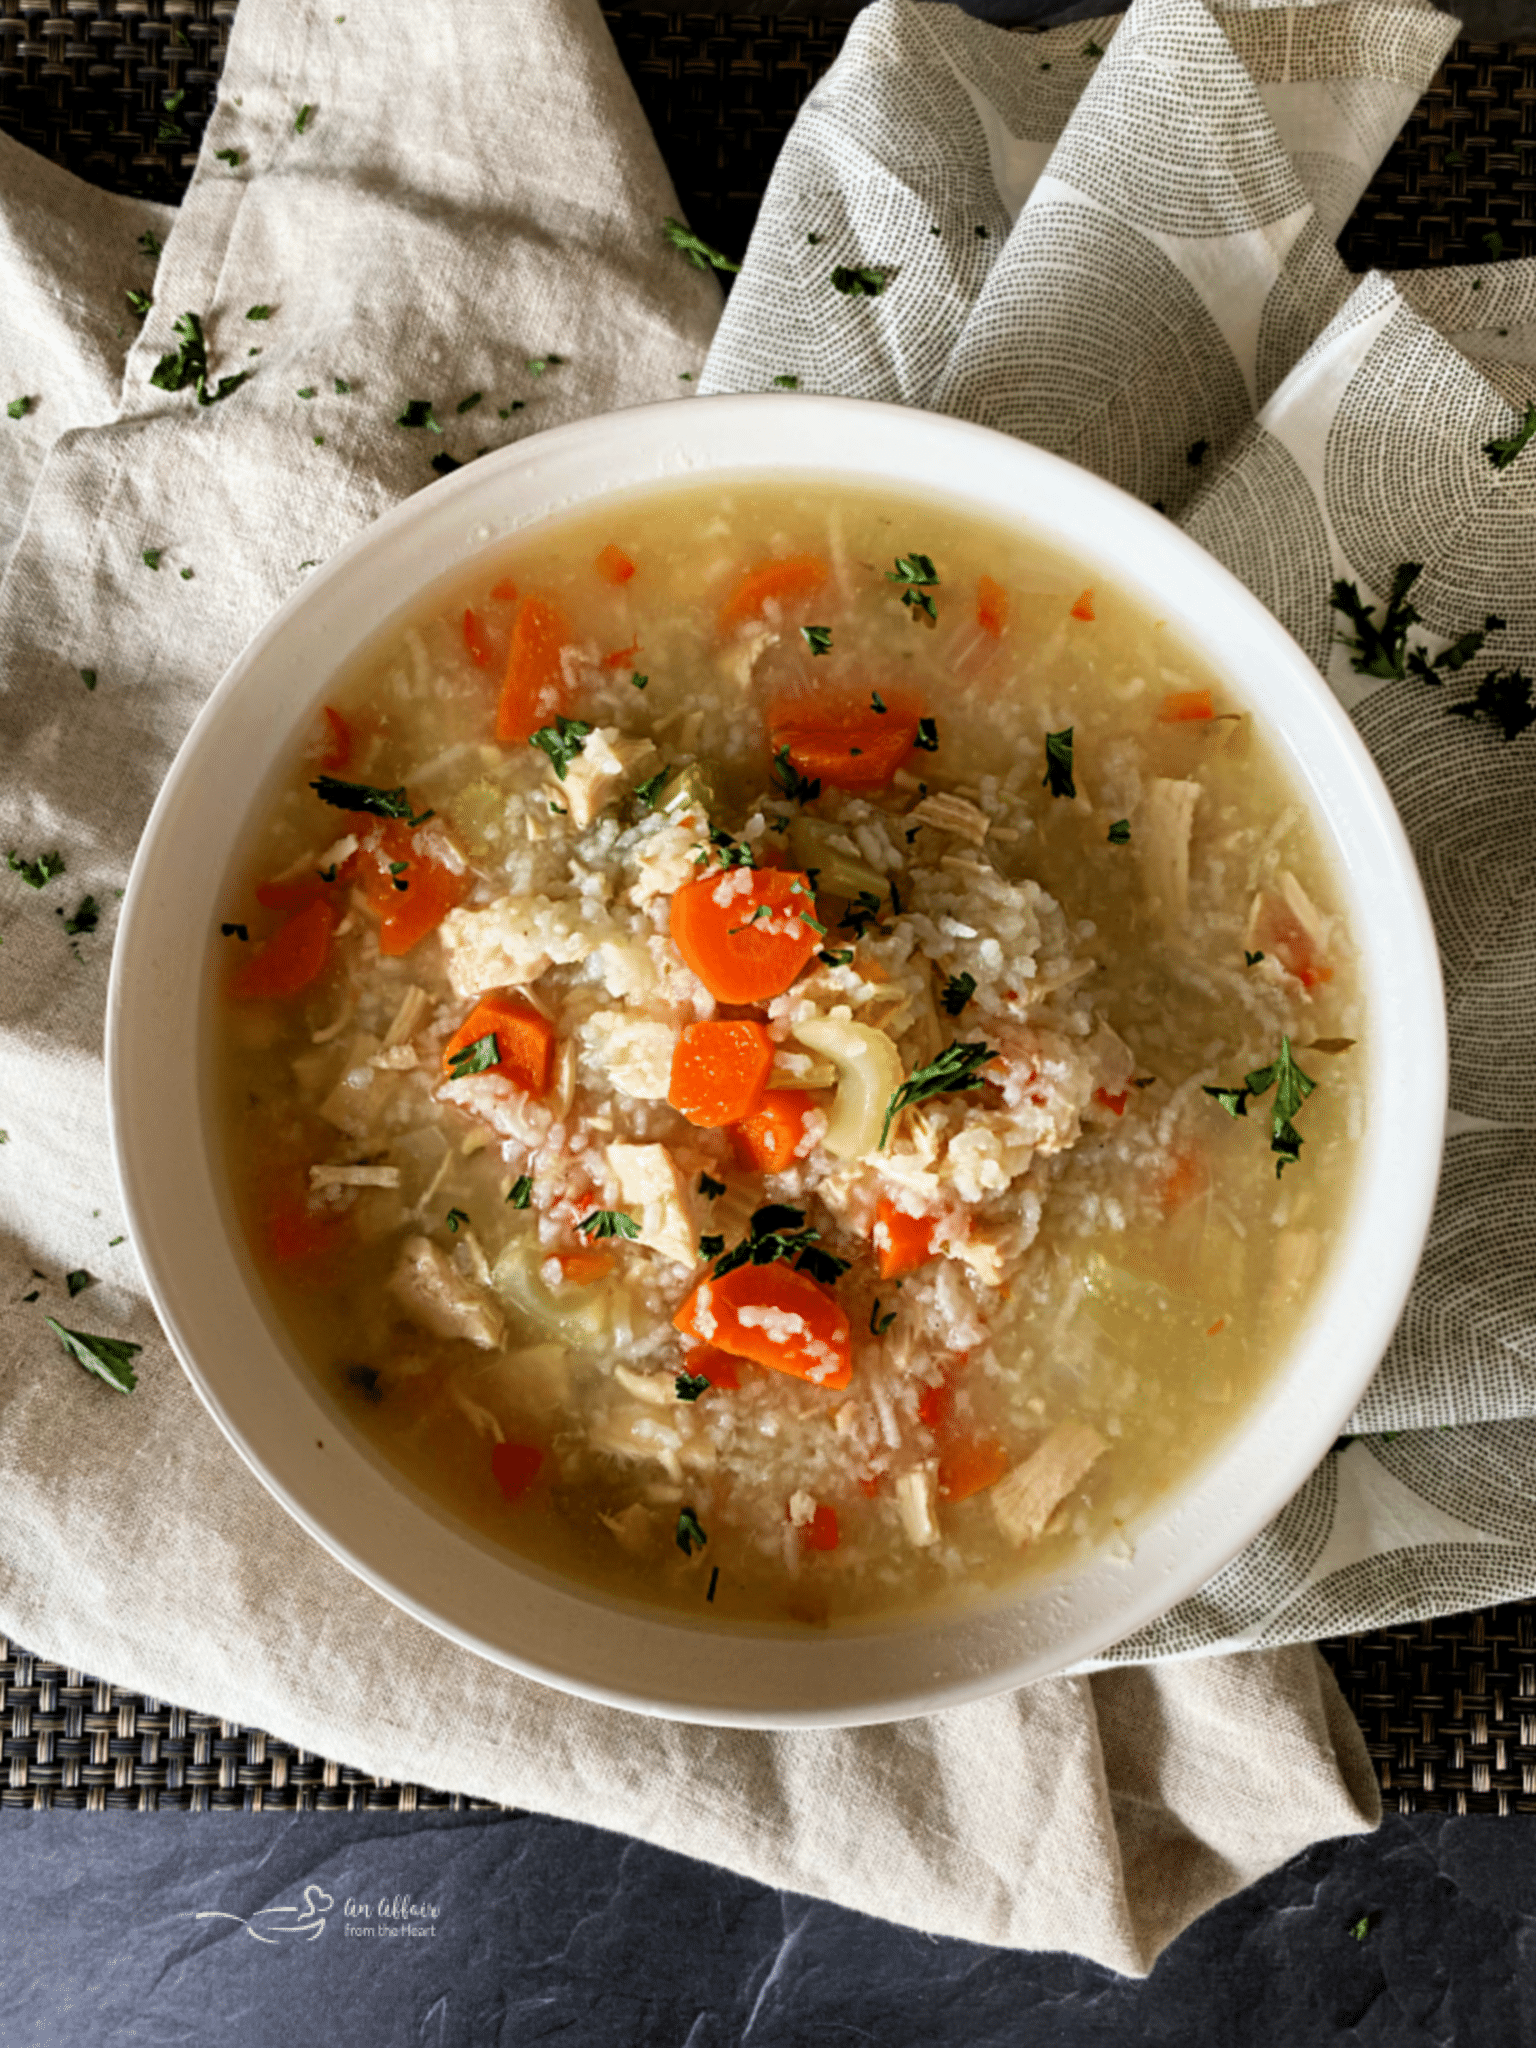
[3,0,1535,1813]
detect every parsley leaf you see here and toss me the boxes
[507,1175,533,1208]
[221,922,248,941]
[1107,818,1130,844]
[66,1269,97,1297]
[529,715,593,780]
[445,1207,469,1233]
[334,377,352,394]
[675,1372,710,1402]
[1484,401,1536,471]
[832,265,890,297]
[870,1298,897,1336]
[887,553,939,624]
[578,1209,639,1240]
[1448,667,1536,741]
[80,669,97,691]
[802,625,833,657]
[1042,727,1075,799]
[126,289,152,320]
[1406,614,1506,686]
[819,947,854,966]
[294,103,315,134]
[6,396,30,420]
[149,311,250,408]
[712,1203,849,1284]
[7,850,65,890]
[296,385,317,400]
[138,229,163,258]
[1245,949,1265,966]
[698,1234,725,1259]
[142,547,161,570]
[914,717,939,752]
[940,971,976,1016]
[676,1506,708,1556]
[64,895,99,937]
[46,1317,140,1393]
[456,391,482,414]
[698,1173,727,1199]
[633,769,668,808]
[526,355,565,377]
[310,775,433,825]
[630,671,649,691]
[661,217,742,274]
[773,374,800,390]
[772,744,822,804]
[215,147,242,167]
[448,1031,501,1079]
[1204,1035,1317,1175]
[246,304,274,321]
[1330,564,1422,680]
[395,399,442,433]
[880,1042,997,1149]
[430,451,462,476]
[870,690,886,713]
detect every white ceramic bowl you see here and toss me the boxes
[107,396,1446,1727]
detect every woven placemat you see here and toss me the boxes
[3,0,1534,1814]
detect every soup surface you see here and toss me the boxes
[216,479,1364,1627]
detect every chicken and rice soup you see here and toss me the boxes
[216,481,1363,1626]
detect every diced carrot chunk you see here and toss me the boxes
[872,1197,937,1280]
[354,820,468,956]
[491,1441,543,1501]
[767,686,922,793]
[670,867,820,1005]
[802,1504,840,1551]
[1159,689,1213,722]
[319,706,352,771]
[463,607,493,668]
[1070,589,1095,622]
[718,553,829,634]
[489,577,519,604]
[684,1346,742,1391]
[674,1262,851,1390]
[232,899,336,1000]
[731,1089,814,1174]
[442,992,556,1098]
[496,596,570,745]
[976,574,1008,636]
[938,1439,1010,1503]
[669,1019,775,1128]
[558,1250,614,1285]
[594,543,636,585]
[1251,893,1332,989]
[1095,1087,1128,1116]
[917,1378,953,1434]
[265,1187,349,1266]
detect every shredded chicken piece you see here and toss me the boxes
[382,984,433,1049]
[599,1502,653,1553]
[992,1422,1106,1546]
[552,726,663,830]
[387,1235,504,1350]
[606,1142,699,1266]
[614,1365,677,1407]
[1137,778,1200,923]
[895,1466,940,1547]
[907,790,990,845]
[370,1044,418,1071]
[309,1163,400,1190]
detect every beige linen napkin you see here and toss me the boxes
[0,0,1387,1974]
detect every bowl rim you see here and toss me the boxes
[106,392,1447,1727]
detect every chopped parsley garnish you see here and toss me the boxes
[294,103,315,133]
[506,1175,533,1208]
[180,566,194,580]
[802,625,833,657]
[887,553,939,624]
[880,1042,998,1149]
[6,397,30,420]
[1186,438,1208,467]
[316,864,338,883]
[81,669,97,690]
[334,377,352,394]
[126,289,152,319]
[773,374,800,390]
[713,1203,849,1285]
[819,947,855,966]
[913,717,939,751]
[1448,667,1536,741]
[529,715,593,780]
[7,850,65,889]
[297,385,317,400]
[870,690,886,713]
[445,1208,469,1233]
[1202,1035,1317,1175]
[46,1317,139,1394]
[675,1372,710,1402]
[1083,36,1105,55]
[839,889,885,938]
[430,452,462,476]
[661,216,741,274]
[395,399,442,432]
[1107,818,1130,844]
[66,1269,97,1297]
[456,391,482,414]
[707,1565,719,1602]
[64,895,99,937]
[346,1363,382,1402]
[310,775,433,825]
[526,355,565,377]
[157,89,187,143]
[1409,616,1507,684]
[578,1209,640,1240]
[941,972,976,1016]
[221,922,248,941]
[149,311,250,407]
[633,769,667,807]
[869,1298,896,1336]
[498,402,525,417]
[698,1173,727,1200]
[138,229,162,258]
[142,548,162,570]
[1042,727,1075,798]
[246,304,274,321]
[630,670,649,691]
[1245,949,1264,966]
[216,148,242,167]
[831,265,890,297]
[448,1031,501,1079]
[1329,563,1423,680]
[772,745,821,804]
[1350,1915,1374,1943]
[676,1505,708,1556]
[698,1234,726,1259]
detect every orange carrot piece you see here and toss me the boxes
[802,1504,840,1551]
[938,1439,1010,1503]
[674,1262,851,1390]
[1095,1087,1128,1116]
[718,552,828,633]
[976,574,1008,636]
[669,1019,775,1128]
[1159,689,1213,722]
[559,1249,615,1285]
[442,992,556,1097]
[319,705,352,771]
[489,577,519,603]
[354,820,468,956]
[463,607,493,669]
[496,596,570,745]
[232,899,336,1000]
[857,1473,883,1499]
[731,1089,814,1174]
[265,1186,349,1266]
[768,687,921,793]
[601,640,641,669]
[689,1348,741,1391]
[1070,589,1095,622]
[917,1378,953,1434]
[594,543,636,585]
[491,1441,543,1501]
[1159,1148,1210,1214]
[670,867,820,1005]
[872,1197,937,1280]
[1251,892,1332,989]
